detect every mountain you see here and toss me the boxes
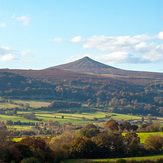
[52,56,163,79]
[0,57,163,86]
[51,56,117,74]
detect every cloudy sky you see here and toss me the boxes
[0,0,163,72]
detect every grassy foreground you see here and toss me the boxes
[62,154,163,163]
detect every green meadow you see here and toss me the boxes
[12,99,51,108]
[0,114,41,125]
[122,132,163,143]
[0,99,161,131]
[0,102,23,109]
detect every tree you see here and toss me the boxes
[19,136,46,150]
[94,133,111,158]
[147,113,152,120]
[70,136,97,159]
[0,127,9,146]
[82,128,100,138]
[120,121,132,131]
[14,144,33,160]
[85,124,97,129]
[144,135,163,153]
[106,120,119,131]
[127,143,141,157]
[123,132,140,144]
[131,124,138,131]
[87,99,92,107]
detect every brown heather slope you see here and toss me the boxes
[0,68,120,83]
[0,68,143,92]
[53,56,163,79]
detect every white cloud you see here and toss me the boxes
[140,44,163,62]
[0,46,15,55]
[16,16,30,26]
[49,38,63,43]
[82,34,154,52]
[0,54,15,62]
[21,49,31,56]
[71,36,82,42]
[60,31,163,64]
[0,23,6,27]
[158,31,163,39]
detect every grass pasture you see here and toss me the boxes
[62,154,163,163]
[12,99,51,108]
[0,114,41,124]
[123,132,163,143]
[0,102,23,109]
[34,110,141,125]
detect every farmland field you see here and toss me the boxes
[0,99,161,130]
[0,102,23,109]
[33,110,141,125]
[0,114,40,124]
[123,132,163,143]
[12,99,51,108]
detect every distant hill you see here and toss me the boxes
[0,69,142,98]
[0,57,163,87]
[52,56,163,79]
[0,68,121,85]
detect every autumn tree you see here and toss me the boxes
[106,120,119,131]
[19,136,55,163]
[70,136,97,159]
[19,137,46,150]
[85,124,97,129]
[123,132,140,144]
[94,133,111,158]
[144,135,163,153]
[120,121,132,131]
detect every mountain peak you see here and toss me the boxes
[50,56,117,74]
[82,56,91,60]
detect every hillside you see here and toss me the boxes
[53,57,163,80]
[0,68,137,92]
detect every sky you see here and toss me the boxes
[0,0,163,72]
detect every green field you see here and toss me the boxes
[0,99,161,130]
[0,114,40,124]
[12,100,51,108]
[0,102,23,109]
[34,111,141,125]
[62,154,163,163]
[123,132,163,143]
